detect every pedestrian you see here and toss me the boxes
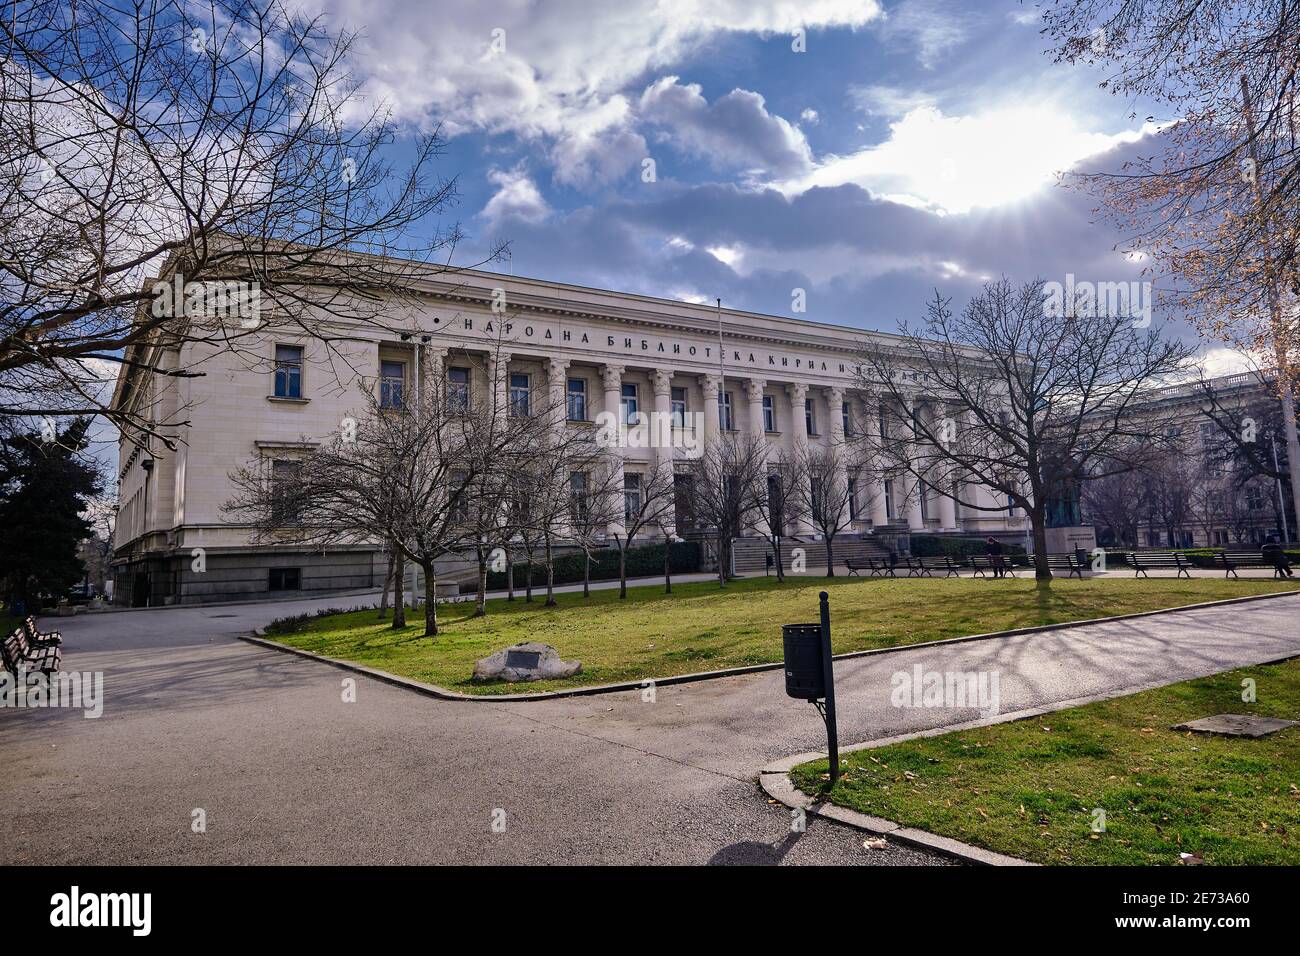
[985,536,1005,578]
[1261,535,1295,579]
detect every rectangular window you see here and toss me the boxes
[884,479,896,519]
[623,472,642,521]
[569,471,589,521]
[919,483,930,521]
[274,345,303,398]
[878,404,890,439]
[567,378,587,421]
[448,367,470,412]
[621,383,639,425]
[670,386,687,428]
[380,360,405,409]
[509,372,530,417]
[842,402,852,437]
[848,477,858,520]
[805,398,816,436]
[268,567,301,590]
[449,469,470,523]
[270,460,301,524]
[719,391,734,431]
[762,395,776,432]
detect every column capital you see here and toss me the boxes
[601,364,624,391]
[744,378,766,402]
[699,374,721,400]
[652,368,674,396]
[545,356,570,382]
[827,385,845,403]
[786,381,808,403]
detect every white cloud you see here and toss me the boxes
[800,108,820,125]
[639,77,813,177]
[848,84,934,118]
[780,102,1157,214]
[877,0,969,69]
[481,166,551,224]
[306,0,882,188]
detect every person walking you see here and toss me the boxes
[1262,535,1295,578]
[985,536,1005,579]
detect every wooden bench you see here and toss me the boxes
[908,555,962,577]
[2,625,62,675]
[1209,550,1291,579]
[969,555,1017,578]
[1036,553,1087,579]
[23,615,62,646]
[844,558,871,577]
[865,555,900,577]
[1128,550,1192,579]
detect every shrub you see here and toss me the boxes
[909,535,1027,559]
[265,606,371,635]
[487,541,701,590]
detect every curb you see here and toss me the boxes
[240,586,1300,703]
[759,647,1300,867]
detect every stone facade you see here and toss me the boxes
[110,266,1028,604]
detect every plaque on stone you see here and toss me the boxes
[473,642,581,683]
[1172,713,1297,738]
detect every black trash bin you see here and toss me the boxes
[782,623,825,700]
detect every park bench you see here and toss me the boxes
[1036,553,1087,579]
[865,555,900,577]
[918,555,962,577]
[1209,550,1291,579]
[969,555,1017,578]
[2,624,62,675]
[1128,550,1192,579]
[22,615,62,646]
[844,558,870,577]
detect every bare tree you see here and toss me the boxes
[689,434,769,586]
[1,0,498,441]
[609,460,676,599]
[1081,468,1148,547]
[782,445,859,576]
[855,278,1197,580]
[1044,0,1300,542]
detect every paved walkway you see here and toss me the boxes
[3,589,1299,865]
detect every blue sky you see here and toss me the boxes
[302,0,1213,353]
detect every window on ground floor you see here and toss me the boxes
[268,567,301,590]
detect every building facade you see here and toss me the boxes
[111,266,1029,604]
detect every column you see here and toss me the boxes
[419,345,446,407]
[827,386,849,519]
[700,374,721,451]
[492,350,512,420]
[786,382,813,535]
[865,395,889,526]
[546,357,569,440]
[938,477,958,530]
[601,364,626,536]
[745,378,769,537]
[898,395,922,529]
[652,369,676,538]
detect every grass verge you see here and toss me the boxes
[264,574,1300,696]
[791,659,1300,865]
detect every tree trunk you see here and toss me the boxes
[506,552,515,601]
[663,539,672,594]
[824,534,835,577]
[525,557,534,602]
[378,548,395,619]
[422,561,438,637]
[583,552,591,598]
[717,532,727,586]
[392,549,406,628]
[1031,510,1052,581]
[618,539,628,599]
[545,538,557,607]
[772,535,785,582]
[476,554,488,617]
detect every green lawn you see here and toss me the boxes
[791,659,1300,865]
[265,574,1300,695]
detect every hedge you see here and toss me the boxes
[909,535,1028,559]
[487,541,702,590]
